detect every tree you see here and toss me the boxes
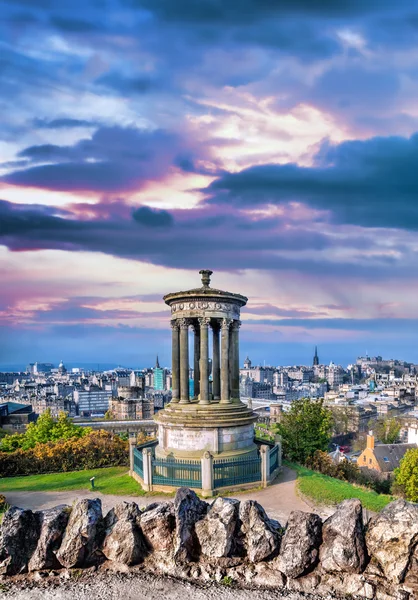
[394,448,418,502]
[0,409,90,452]
[24,409,56,448]
[104,410,115,421]
[274,398,333,464]
[374,417,401,444]
[331,405,357,436]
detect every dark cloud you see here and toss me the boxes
[96,72,156,95]
[33,118,99,129]
[133,0,404,23]
[50,16,99,32]
[0,198,410,279]
[132,206,174,227]
[2,125,210,192]
[204,132,418,230]
[245,317,418,334]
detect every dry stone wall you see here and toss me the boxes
[0,488,417,599]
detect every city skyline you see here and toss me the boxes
[1,347,416,374]
[2,2,418,363]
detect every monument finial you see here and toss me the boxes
[199,269,213,288]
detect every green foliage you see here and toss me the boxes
[219,576,234,587]
[0,410,91,453]
[394,447,418,502]
[0,430,128,476]
[255,424,274,442]
[274,398,332,464]
[373,417,401,444]
[287,461,393,512]
[104,410,114,421]
[306,450,361,482]
[0,466,144,496]
[306,449,392,494]
[0,433,26,453]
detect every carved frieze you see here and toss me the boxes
[170,299,241,317]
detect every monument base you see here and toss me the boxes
[154,399,258,460]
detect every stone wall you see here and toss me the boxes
[0,489,417,599]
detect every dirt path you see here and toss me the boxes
[1,571,337,600]
[3,466,331,523]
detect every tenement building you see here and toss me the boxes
[130,270,281,496]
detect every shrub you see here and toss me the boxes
[0,430,128,477]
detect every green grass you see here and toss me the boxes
[287,461,393,512]
[0,467,146,496]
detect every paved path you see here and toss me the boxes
[4,466,331,523]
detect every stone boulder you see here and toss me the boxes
[277,510,322,578]
[55,498,103,568]
[140,502,176,552]
[28,505,71,572]
[0,507,40,575]
[173,488,208,563]
[102,502,147,566]
[320,499,367,574]
[238,500,281,563]
[366,499,418,584]
[195,497,239,559]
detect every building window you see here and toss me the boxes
[363,455,366,462]
[369,458,372,464]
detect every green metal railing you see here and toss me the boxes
[133,447,144,478]
[269,445,279,475]
[152,456,202,488]
[213,452,261,489]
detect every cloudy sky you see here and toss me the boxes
[2,0,418,369]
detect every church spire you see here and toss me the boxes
[155,355,160,369]
[313,346,319,366]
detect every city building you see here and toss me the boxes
[153,356,165,391]
[0,402,36,432]
[74,387,112,417]
[358,432,415,477]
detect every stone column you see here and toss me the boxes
[231,320,241,402]
[220,318,231,404]
[260,445,269,488]
[199,317,210,405]
[179,318,190,404]
[129,437,136,475]
[142,447,153,491]
[193,321,200,399]
[171,320,180,403]
[201,451,214,498]
[212,320,220,400]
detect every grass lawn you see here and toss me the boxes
[287,461,393,512]
[0,467,146,497]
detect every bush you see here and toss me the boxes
[0,430,128,477]
[305,450,393,494]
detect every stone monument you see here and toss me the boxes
[154,269,258,460]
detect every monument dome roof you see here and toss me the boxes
[163,269,248,307]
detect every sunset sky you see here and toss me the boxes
[2,0,418,368]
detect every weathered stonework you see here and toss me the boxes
[1,491,416,600]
